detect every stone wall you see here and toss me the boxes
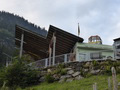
[38,60,120,83]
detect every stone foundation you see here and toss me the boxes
[37,60,120,83]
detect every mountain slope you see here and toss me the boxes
[0,11,47,62]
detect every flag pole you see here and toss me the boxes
[78,23,80,37]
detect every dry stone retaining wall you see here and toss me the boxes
[38,60,120,83]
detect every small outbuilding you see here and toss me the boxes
[113,37,120,60]
[74,39,114,62]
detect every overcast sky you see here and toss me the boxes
[0,0,120,45]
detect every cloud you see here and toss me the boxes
[0,0,120,45]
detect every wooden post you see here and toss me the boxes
[45,58,48,67]
[49,48,52,66]
[19,32,24,58]
[64,54,67,63]
[111,67,118,90]
[108,77,112,90]
[52,36,56,65]
[6,57,8,67]
[93,83,97,90]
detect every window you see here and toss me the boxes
[90,52,102,59]
[116,45,120,49]
[116,52,120,56]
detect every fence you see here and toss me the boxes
[31,53,72,68]
[31,50,114,68]
[92,67,118,90]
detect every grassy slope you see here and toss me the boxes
[24,75,120,90]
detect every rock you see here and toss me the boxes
[47,69,52,73]
[60,75,71,79]
[75,75,83,80]
[90,69,100,75]
[90,70,96,74]
[96,69,100,73]
[84,69,89,72]
[72,72,80,77]
[53,74,60,81]
[118,82,120,86]
[39,76,45,82]
[66,78,74,82]
[85,62,91,66]
[59,79,65,83]
[67,70,74,75]
[65,68,72,71]
[118,66,120,69]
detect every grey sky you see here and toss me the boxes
[0,0,120,45]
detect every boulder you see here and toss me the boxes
[85,62,91,66]
[47,69,52,73]
[65,68,72,71]
[53,74,60,81]
[66,78,74,82]
[118,82,120,86]
[90,69,100,75]
[59,79,65,83]
[67,70,74,75]
[118,66,120,69]
[39,76,45,82]
[60,75,71,79]
[72,72,80,77]
[84,69,89,72]
[75,75,83,80]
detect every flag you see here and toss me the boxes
[49,33,55,54]
[78,23,80,36]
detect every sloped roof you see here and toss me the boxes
[114,37,120,41]
[15,25,84,60]
[76,42,113,50]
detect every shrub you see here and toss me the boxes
[53,68,61,74]
[85,73,92,78]
[0,55,40,89]
[80,69,85,77]
[53,63,67,75]
[113,61,120,67]
[104,65,112,75]
[45,73,54,83]
[57,64,65,69]
[60,69,67,75]
[0,69,4,87]
[92,60,98,67]
[106,60,113,66]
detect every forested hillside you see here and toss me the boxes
[0,11,47,64]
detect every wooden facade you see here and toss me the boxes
[15,25,84,60]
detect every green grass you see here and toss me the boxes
[22,74,120,90]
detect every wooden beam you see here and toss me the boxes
[19,32,24,58]
[52,36,56,65]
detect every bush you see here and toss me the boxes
[105,65,111,75]
[0,55,40,89]
[92,60,98,67]
[57,64,65,69]
[85,73,92,78]
[53,64,67,75]
[0,67,5,87]
[60,69,67,75]
[45,73,54,83]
